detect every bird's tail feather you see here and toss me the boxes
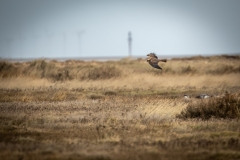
[159,59,167,62]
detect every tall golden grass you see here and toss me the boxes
[0,55,240,90]
[1,55,240,80]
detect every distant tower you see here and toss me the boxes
[128,31,132,57]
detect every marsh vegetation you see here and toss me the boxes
[0,55,240,160]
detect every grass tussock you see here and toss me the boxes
[0,61,21,78]
[1,59,122,81]
[181,65,197,74]
[177,93,240,120]
[84,65,121,80]
[208,65,240,74]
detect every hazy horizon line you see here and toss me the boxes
[1,53,240,62]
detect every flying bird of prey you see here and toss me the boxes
[147,53,167,70]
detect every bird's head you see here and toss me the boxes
[147,53,158,58]
[147,53,153,56]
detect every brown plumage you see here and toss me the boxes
[147,53,158,59]
[147,53,167,70]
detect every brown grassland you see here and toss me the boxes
[0,55,240,160]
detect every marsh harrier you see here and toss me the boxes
[147,53,167,70]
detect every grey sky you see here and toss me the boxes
[0,0,240,58]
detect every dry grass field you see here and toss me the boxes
[0,55,240,160]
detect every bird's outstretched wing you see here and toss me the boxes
[149,62,162,70]
[147,58,163,70]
